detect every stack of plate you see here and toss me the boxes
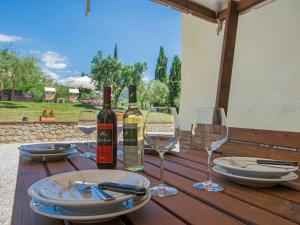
[19,143,77,162]
[28,170,151,223]
[213,157,298,187]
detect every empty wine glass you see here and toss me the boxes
[192,107,228,192]
[78,110,97,158]
[144,107,180,197]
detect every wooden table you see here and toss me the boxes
[11,142,300,225]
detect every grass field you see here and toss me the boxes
[0,101,173,122]
[0,101,101,122]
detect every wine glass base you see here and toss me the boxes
[150,184,178,197]
[193,180,224,192]
[79,152,96,158]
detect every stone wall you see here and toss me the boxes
[0,122,97,144]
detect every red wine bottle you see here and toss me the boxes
[97,86,117,169]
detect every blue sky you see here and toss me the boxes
[0,0,181,83]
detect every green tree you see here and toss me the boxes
[90,50,147,108]
[168,55,181,108]
[113,44,118,60]
[148,80,168,107]
[0,49,48,101]
[137,81,151,110]
[154,46,168,83]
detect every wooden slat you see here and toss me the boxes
[125,201,186,225]
[167,152,300,204]
[117,157,244,225]
[73,144,188,225]
[147,177,245,225]
[189,139,300,163]
[215,0,239,114]
[142,158,296,225]
[145,154,300,224]
[229,127,300,149]
[11,157,64,225]
[221,142,300,163]
[153,0,217,23]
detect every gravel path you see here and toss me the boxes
[0,143,20,225]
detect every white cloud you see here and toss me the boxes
[0,33,23,42]
[42,51,67,69]
[43,68,59,80]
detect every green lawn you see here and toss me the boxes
[0,101,101,122]
[0,101,173,122]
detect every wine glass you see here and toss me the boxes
[144,107,180,197]
[78,110,97,158]
[191,107,228,192]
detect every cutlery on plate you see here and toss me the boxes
[256,160,298,167]
[98,182,147,196]
[73,181,115,201]
[226,158,298,169]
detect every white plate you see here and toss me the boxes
[28,170,150,208]
[30,193,151,223]
[21,148,77,162]
[19,143,76,154]
[213,165,298,187]
[213,157,298,178]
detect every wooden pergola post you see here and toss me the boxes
[215,0,239,115]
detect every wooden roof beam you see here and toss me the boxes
[153,0,218,23]
[218,0,268,21]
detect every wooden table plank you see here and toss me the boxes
[168,152,300,203]
[73,144,189,225]
[78,144,247,224]
[143,157,297,225]
[124,201,186,225]
[116,157,244,225]
[11,157,64,225]
[145,154,300,224]
[147,176,245,225]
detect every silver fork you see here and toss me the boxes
[227,158,291,169]
[73,181,115,201]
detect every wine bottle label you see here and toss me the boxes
[97,123,113,163]
[123,123,143,168]
[123,123,137,146]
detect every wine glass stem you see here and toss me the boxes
[86,135,89,151]
[159,152,165,185]
[207,150,212,183]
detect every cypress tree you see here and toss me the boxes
[113,44,118,60]
[154,46,168,83]
[168,55,181,107]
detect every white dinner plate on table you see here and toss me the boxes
[213,165,298,187]
[28,170,150,210]
[19,143,76,154]
[213,157,298,178]
[21,148,77,162]
[30,193,151,223]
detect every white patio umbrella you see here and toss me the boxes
[64,76,95,90]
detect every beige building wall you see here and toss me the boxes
[180,0,300,132]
